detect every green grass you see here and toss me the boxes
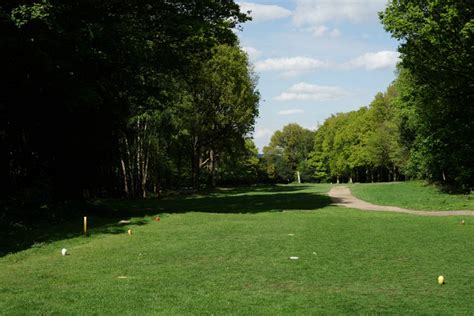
[350,181,474,211]
[1,184,473,314]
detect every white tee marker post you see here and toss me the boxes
[84,216,88,236]
[297,171,301,184]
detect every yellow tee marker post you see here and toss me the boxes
[84,216,88,236]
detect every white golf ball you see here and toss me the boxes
[61,248,68,256]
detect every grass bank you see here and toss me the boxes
[350,181,474,211]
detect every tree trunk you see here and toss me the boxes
[123,137,134,197]
[192,136,200,189]
[177,153,182,186]
[141,153,149,198]
[136,117,141,195]
[120,156,129,196]
[154,179,161,197]
[140,121,149,198]
[209,149,217,187]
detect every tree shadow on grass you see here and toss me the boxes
[0,214,152,257]
[0,185,331,257]
[209,185,315,195]
[111,190,331,215]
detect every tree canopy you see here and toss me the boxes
[1,0,259,204]
[380,0,474,190]
[263,124,315,182]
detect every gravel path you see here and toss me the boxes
[328,186,474,217]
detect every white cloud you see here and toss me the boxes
[253,51,398,76]
[306,25,342,38]
[344,51,400,70]
[253,128,273,139]
[242,46,262,60]
[309,25,329,37]
[278,109,304,115]
[293,0,387,27]
[275,82,348,102]
[238,2,292,22]
[254,57,328,75]
[330,28,342,37]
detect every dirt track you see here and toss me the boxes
[328,186,474,217]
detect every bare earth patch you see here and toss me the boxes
[328,186,474,217]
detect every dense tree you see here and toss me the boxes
[217,138,264,185]
[381,0,474,190]
[117,43,259,196]
[185,44,260,188]
[1,1,253,203]
[308,84,407,183]
[299,2,474,189]
[263,124,315,182]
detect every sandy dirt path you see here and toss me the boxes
[328,186,474,217]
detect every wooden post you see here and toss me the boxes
[84,216,87,236]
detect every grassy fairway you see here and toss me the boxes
[350,181,474,211]
[1,184,473,314]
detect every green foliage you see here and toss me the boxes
[263,144,293,182]
[182,44,260,188]
[307,152,330,182]
[263,123,315,182]
[381,0,474,190]
[309,84,408,183]
[1,0,256,200]
[10,0,51,27]
[301,1,473,190]
[217,139,265,185]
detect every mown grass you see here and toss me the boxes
[1,184,473,314]
[350,181,474,211]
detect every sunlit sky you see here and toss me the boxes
[236,0,399,151]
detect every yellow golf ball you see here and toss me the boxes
[438,275,445,285]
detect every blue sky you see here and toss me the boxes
[236,0,400,151]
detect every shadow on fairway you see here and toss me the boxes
[208,185,314,195]
[112,190,331,215]
[1,185,331,257]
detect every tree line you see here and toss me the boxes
[1,0,472,213]
[261,83,403,185]
[1,0,260,204]
[262,1,473,192]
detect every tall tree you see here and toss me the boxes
[309,84,407,184]
[381,0,474,190]
[185,44,260,188]
[1,0,251,201]
[218,138,263,185]
[263,123,314,182]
